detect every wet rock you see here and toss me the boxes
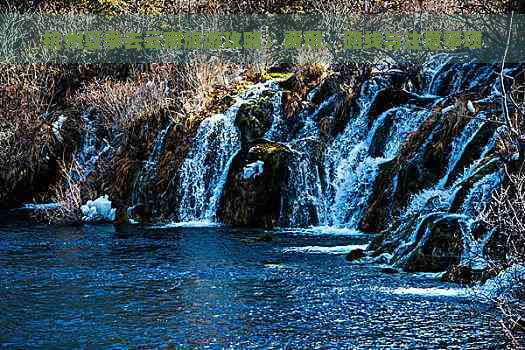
[370,252,393,264]
[345,248,366,262]
[126,203,149,224]
[217,140,291,229]
[278,74,303,92]
[235,95,275,149]
[400,214,464,273]
[380,267,398,274]
[256,234,273,242]
[267,64,294,74]
[513,134,525,166]
[441,264,486,284]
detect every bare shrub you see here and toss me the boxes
[46,161,84,224]
[478,165,525,346]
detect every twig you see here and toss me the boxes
[500,11,517,135]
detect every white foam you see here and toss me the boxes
[21,203,61,210]
[283,244,368,254]
[279,226,369,236]
[152,221,223,228]
[381,287,470,298]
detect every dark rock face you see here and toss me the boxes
[126,203,149,224]
[235,94,275,149]
[345,248,366,262]
[400,214,464,272]
[217,140,291,228]
[217,91,292,228]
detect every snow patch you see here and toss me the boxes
[242,161,264,180]
[21,203,61,210]
[81,195,116,223]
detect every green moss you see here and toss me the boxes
[250,142,289,156]
[261,71,294,82]
[233,81,253,93]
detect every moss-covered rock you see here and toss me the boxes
[367,88,436,127]
[235,94,275,148]
[217,140,291,228]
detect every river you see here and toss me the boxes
[0,215,506,349]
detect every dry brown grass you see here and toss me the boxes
[480,168,525,267]
[46,160,84,224]
[14,0,515,14]
[477,165,525,346]
[0,63,68,204]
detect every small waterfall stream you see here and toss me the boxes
[176,108,240,222]
[72,109,109,182]
[176,82,282,223]
[131,120,174,212]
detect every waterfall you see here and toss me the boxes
[177,109,240,222]
[283,82,436,228]
[281,94,340,227]
[275,59,506,234]
[438,116,485,188]
[454,170,503,271]
[72,110,109,182]
[168,56,507,238]
[263,86,285,141]
[176,82,280,223]
[131,120,174,211]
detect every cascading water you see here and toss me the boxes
[176,82,282,223]
[72,110,109,182]
[176,109,240,222]
[281,66,443,228]
[131,120,174,211]
[171,56,510,248]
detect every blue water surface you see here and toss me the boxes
[0,216,506,349]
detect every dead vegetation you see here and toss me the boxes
[477,167,525,348]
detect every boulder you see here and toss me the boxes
[217,140,291,228]
[235,95,275,149]
[399,213,464,272]
[380,267,399,274]
[126,203,149,224]
[345,248,366,262]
